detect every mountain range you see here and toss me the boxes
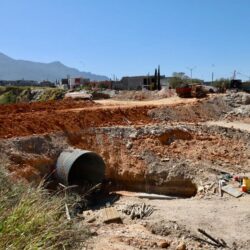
[0,52,108,81]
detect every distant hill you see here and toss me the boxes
[0,52,108,81]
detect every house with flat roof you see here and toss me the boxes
[113,74,166,90]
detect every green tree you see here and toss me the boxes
[169,72,203,88]
[212,78,231,89]
[157,65,161,90]
[169,72,189,88]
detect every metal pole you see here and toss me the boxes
[187,66,195,84]
[211,64,215,85]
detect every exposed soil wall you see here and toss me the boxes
[0,95,235,139]
[1,122,249,197]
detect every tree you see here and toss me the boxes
[150,69,157,90]
[172,72,188,79]
[169,72,189,88]
[169,72,203,88]
[157,65,161,90]
[212,78,231,89]
[152,68,157,90]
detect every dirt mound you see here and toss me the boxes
[0,105,152,139]
[0,99,98,115]
[0,95,237,139]
[114,89,175,101]
[149,96,231,122]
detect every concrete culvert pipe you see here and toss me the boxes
[56,149,106,186]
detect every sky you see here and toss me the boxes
[1,0,250,80]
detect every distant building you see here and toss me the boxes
[0,80,39,86]
[113,74,165,90]
[120,76,148,90]
[60,77,90,89]
[39,80,55,87]
[91,81,112,89]
[69,77,90,89]
[160,77,173,89]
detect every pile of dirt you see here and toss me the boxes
[149,96,231,122]
[114,89,176,101]
[0,94,233,139]
[0,104,153,139]
[223,92,250,107]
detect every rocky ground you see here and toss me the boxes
[0,91,250,249]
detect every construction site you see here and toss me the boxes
[0,89,250,250]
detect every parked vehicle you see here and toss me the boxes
[176,83,207,98]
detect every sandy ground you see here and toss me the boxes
[95,97,196,107]
[86,193,250,250]
[149,195,250,245]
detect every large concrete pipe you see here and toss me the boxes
[56,149,106,186]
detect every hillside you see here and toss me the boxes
[0,52,108,81]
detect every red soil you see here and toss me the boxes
[0,99,97,115]
[0,100,153,139]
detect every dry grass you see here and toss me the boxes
[0,166,89,250]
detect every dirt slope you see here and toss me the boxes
[0,95,232,139]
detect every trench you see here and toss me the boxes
[107,179,197,198]
[55,149,197,198]
[5,134,197,199]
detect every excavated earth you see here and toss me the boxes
[0,93,250,249]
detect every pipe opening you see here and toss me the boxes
[68,153,105,186]
[56,149,106,187]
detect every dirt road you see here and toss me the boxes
[95,97,196,107]
[86,194,250,250]
[206,120,250,132]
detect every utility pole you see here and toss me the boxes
[211,64,215,85]
[157,65,161,90]
[187,66,196,84]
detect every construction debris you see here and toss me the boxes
[221,185,243,198]
[101,207,122,224]
[65,203,71,220]
[114,191,178,200]
[196,228,227,248]
[218,180,223,197]
[122,203,154,219]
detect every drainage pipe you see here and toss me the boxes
[56,149,106,186]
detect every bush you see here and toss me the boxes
[38,89,65,102]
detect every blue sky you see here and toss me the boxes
[1,0,250,80]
